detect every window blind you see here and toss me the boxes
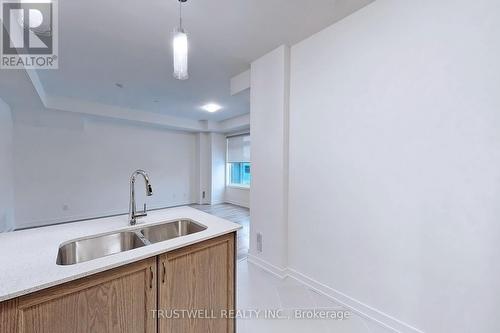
[227,134,251,163]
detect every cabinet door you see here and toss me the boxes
[10,258,157,333]
[158,233,236,333]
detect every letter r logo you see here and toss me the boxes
[2,1,53,55]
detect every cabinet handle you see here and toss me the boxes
[149,266,153,289]
[162,262,166,284]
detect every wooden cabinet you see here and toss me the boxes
[0,258,157,333]
[0,233,236,333]
[158,233,235,333]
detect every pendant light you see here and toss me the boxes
[173,0,189,80]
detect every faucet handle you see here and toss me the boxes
[133,203,148,219]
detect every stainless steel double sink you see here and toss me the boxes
[56,219,207,266]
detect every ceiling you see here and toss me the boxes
[0,70,44,110]
[5,0,374,122]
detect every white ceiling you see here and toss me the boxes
[0,70,44,109]
[5,0,374,122]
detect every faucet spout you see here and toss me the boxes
[129,170,153,225]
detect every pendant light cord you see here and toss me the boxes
[179,0,183,30]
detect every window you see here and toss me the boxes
[228,162,251,187]
[227,134,251,188]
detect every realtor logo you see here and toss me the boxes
[1,0,58,69]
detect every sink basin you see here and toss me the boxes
[57,231,145,265]
[139,219,207,244]
[56,219,207,265]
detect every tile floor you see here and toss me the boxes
[237,259,392,333]
[192,204,391,332]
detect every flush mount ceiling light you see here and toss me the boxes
[173,0,189,80]
[201,103,223,113]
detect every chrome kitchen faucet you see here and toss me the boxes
[128,170,153,225]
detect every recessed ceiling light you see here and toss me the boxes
[201,103,222,113]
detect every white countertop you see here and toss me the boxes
[0,206,241,303]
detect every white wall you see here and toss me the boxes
[0,99,15,232]
[194,132,227,206]
[249,45,290,270]
[211,133,226,204]
[196,132,211,204]
[225,187,249,208]
[288,1,500,332]
[13,108,198,229]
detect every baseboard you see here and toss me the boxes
[224,200,249,209]
[287,268,424,333]
[245,257,424,333]
[247,254,288,279]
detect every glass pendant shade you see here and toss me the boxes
[173,28,188,80]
